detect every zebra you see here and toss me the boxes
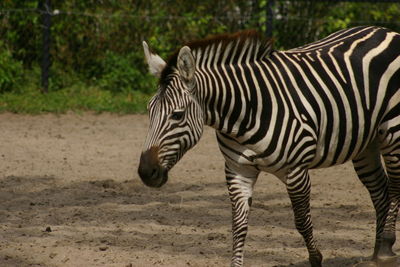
[137,26,400,267]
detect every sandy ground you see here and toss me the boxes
[0,113,399,267]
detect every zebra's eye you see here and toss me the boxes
[170,110,185,121]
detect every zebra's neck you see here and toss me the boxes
[186,34,274,139]
[194,56,272,139]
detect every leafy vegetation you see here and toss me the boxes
[0,1,399,113]
[0,41,24,93]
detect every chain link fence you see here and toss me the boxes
[273,1,400,49]
[0,0,399,94]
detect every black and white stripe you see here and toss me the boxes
[140,26,400,267]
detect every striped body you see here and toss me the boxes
[201,26,400,177]
[139,26,400,266]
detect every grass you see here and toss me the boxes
[0,84,152,114]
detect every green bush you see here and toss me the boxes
[94,51,156,94]
[0,42,24,93]
[48,63,83,92]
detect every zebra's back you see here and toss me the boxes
[260,26,400,169]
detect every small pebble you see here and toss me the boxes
[99,246,108,251]
[49,253,57,259]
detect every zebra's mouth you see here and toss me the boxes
[150,166,168,188]
[138,163,169,188]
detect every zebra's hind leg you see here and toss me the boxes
[379,151,400,266]
[286,167,322,267]
[352,139,394,266]
[225,161,259,267]
[378,124,400,266]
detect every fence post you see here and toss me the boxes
[40,0,51,94]
[265,0,274,38]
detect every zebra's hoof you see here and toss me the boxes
[353,256,399,267]
[377,255,399,267]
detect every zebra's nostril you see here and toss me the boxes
[138,164,158,181]
[150,167,158,179]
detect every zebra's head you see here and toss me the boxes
[138,41,204,188]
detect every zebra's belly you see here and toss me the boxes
[218,124,376,178]
[308,130,375,169]
[253,134,369,175]
[255,162,290,181]
[252,147,350,181]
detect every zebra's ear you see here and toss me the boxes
[143,41,166,78]
[177,46,196,87]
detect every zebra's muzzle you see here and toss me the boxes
[138,147,169,188]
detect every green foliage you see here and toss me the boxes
[0,41,24,93]
[1,1,400,113]
[94,51,156,94]
[48,63,82,92]
[272,2,400,49]
[0,1,41,66]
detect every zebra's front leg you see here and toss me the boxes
[286,167,322,267]
[225,162,259,267]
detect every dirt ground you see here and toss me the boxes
[0,113,399,267]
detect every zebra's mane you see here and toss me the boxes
[160,30,274,87]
